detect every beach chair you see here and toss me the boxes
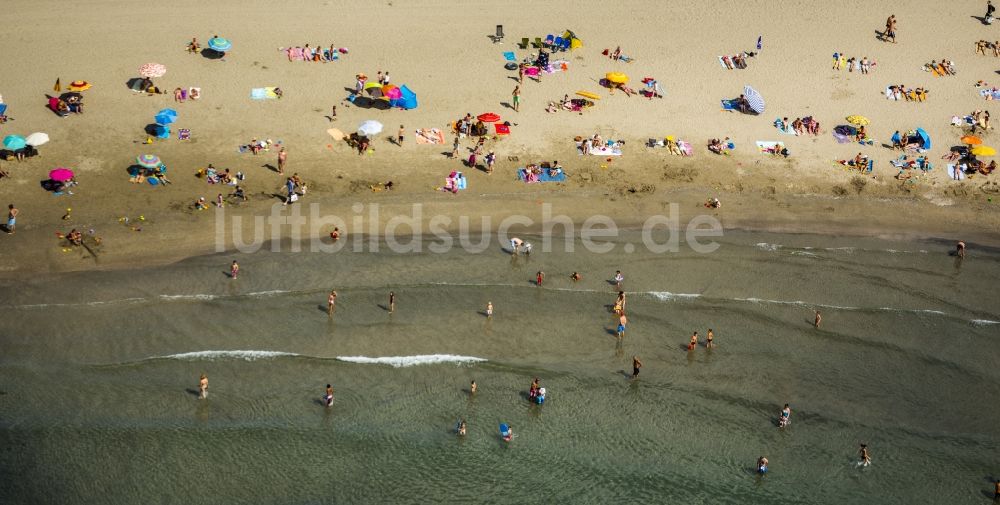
[519,37,529,49]
[532,37,543,48]
[559,38,572,51]
[544,34,554,47]
[865,159,874,173]
[553,36,564,51]
[494,25,504,43]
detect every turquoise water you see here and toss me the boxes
[1,231,998,503]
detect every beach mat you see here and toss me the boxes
[250,87,280,100]
[503,51,516,61]
[517,168,567,182]
[756,141,783,153]
[495,124,510,135]
[415,128,445,145]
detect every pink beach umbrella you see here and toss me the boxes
[49,168,75,182]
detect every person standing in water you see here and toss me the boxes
[814,310,822,328]
[617,313,628,339]
[571,272,581,282]
[614,291,626,314]
[688,331,699,350]
[957,240,966,259]
[859,444,871,466]
[458,419,467,436]
[230,260,239,279]
[470,380,477,394]
[779,404,791,427]
[324,384,335,407]
[536,271,544,286]
[706,329,715,348]
[198,374,209,399]
[614,270,624,290]
[632,356,642,378]
[388,291,395,313]
[757,456,769,474]
[327,290,337,316]
[277,147,287,175]
[486,302,493,318]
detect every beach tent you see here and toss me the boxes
[562,30,582,49]
[909,128,931,149]
[394,86,417,109]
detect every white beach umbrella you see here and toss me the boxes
[25,132,50,146]
[357,120,384,136]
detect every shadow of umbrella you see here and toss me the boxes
[351,96,374,109]
[201,49,224,60]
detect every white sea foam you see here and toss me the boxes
[971,319,1000,326]
[336,355,487,368]
[160,350,299,361]
[12,297,148,309]
[754,242,782,251]
[159,294,220,301]
[648,291,702,301]
[246,290,292,297]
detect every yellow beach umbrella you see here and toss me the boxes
[606,72,629,85]
[971,145,996,156]
[68,80,92,91]
[961,135,983,145]
[846,115,870,126]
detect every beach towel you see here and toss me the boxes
[518,168,567,182]
[188,87,201,100]
[773,120,796,135]
[948,164,967,180]
[677,140,693,156]
[588,145,622,156]
[503,51,516,61]
[979,88,1000,100]
[250,87,280,100]
[721,99,737,111]
[495,124,510,135]
[415,128,445,145]
[524,67,539,76]
[756,141,784,153]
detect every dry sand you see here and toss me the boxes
[1,0,999,273]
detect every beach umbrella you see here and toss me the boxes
[152,124,170,139]
[606,72,629,84]
[357,120,383,136]
[207,37,232,52]
[915,128,931,149]
[3,135,26,150]
[743,85,765,114]
[54,78,61,92]
[25,132,50,147]
[60,92,83,102]
[477,112,501,123]
[154,112,176,125]
[138,63,167,78]
[49,168,74,182]
[67,80,92,91]
[366,87,383,98]
[136,154,161,168]
[971,145,996,156]
[846,115,870,126]
[961,135,983,145]
[157,108,178,118]
[381,84,401,100]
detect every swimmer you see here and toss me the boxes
[688,331,698,350]
[779,403,791,427]
[198,374,208,399]
[571,272,582,282]
[536,271,544,286]
[632,356,642,378]
[814,310,821,328]
[757,456,769,474]
[470,380,477,394]
[502,425,513,442]
[706,329,715,348]
[617,313,627,339]
[486,302,493,318]
[529,377,540,398]
[523,242,532,255]
[458,419,467,436]
[388,291,395,313]
[324,384,335,407]
[330,227,340,241]
[230,260,239,279]
[957,240,966,259]
[510,237,523,254]
[327,290,337,315]
[859,444,871,467]
[614,270,624,289]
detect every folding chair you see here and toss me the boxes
[553,36,564,51]
[532,37,543,48]
[493,25,504,43]
[544,34,555,47]
[559,38,571,51]
[519,37,529,49]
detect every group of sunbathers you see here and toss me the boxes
[831,53,875,74]
[286,44,345,62]
[924,59,956,76]
[720,53,751,70]
[707,137,733,155]
[975,40,1000,57]
[887,85,928,101]
[523,161,563,182]
[775,116,821,136]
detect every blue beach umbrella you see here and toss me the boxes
[208,37,232,52]
[154,113,176,125]
[152,124,170,139]
[3,135,26,150]
[743,85,765,114]
[157,108,177,119]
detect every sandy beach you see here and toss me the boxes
[2,1,1000,503]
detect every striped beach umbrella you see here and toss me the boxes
[68,80,92,91]
[207,37,232,52]
[136,154,161,168]
[138,63,167,78]
[743,85,765,114]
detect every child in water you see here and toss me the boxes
[324,384,335,407]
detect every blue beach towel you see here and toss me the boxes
[503,51,516,61]
[721,99,737,111]
[518,168,567,182]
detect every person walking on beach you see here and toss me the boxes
[6,204,18,234]
[330,105,337,122]
[614,291,626,314]
[451,135,461,158]
[198,374,209,399]
[883,15,896,43]
[706,329,715,348]
[512,85,521,112]
[324,384,335,407]
[485,150,496,174]
[631,356,642,378]
[536,271,544,286]
[327,290,337,315]
[859,444,871,467]
[814,310,822,328]
[486,301,493,318]
[397,125,405,147]
[230,260,239,279]
[517,63,525,84]
[277,147,287,174]
[617,313,628,339]
[388,291,395,313]
[957,240,966,259]
[779,404,791,427]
